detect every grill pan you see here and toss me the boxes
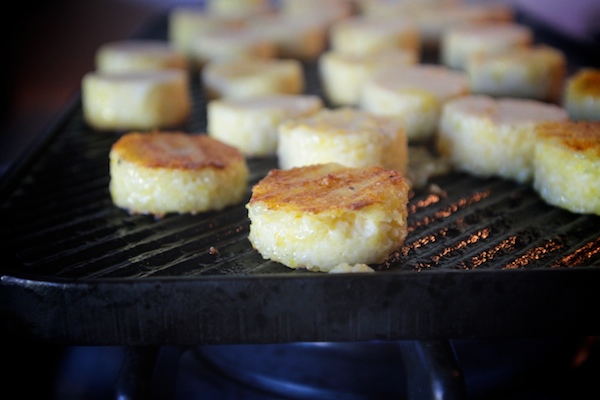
[1,11,599,346]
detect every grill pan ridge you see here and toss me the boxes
[0,12,599,345]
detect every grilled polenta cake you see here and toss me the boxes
[202,57,304,99]
[360,64,469,142]
[207,94,323,157]
[168,6,240,69]
[109,132,249,218]
[406,2,514,50]
[563,68,600,121]
[279,0,352,24]
[277,107,408,174]
[95,39,187,73]
[467,45,566,103]
[437,95,569,183]
[329,15,421,56]
[189,28,277,66]
[246,163,410,272]
[82,70,191,131]
[204,0,272,20]
[319,48,418,107]
[245,13,328,61]
[441,22,532,70]
[533,121,600,215]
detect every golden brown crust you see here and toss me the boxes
[569,69,600,98]
[536,121,600,157]
[249,163,408,213]
[111,131,245,170]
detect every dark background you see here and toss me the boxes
[0,0,163,177]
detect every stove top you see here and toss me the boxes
[45,337,598,400]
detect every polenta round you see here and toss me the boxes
[533,121,600,215]
[277,107,408,174]
[82,70,191,131]
[109,132,249,218]
[246,163,410,272]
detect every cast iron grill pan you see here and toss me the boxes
[0,11,599,345]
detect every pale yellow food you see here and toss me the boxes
[411,2,514,49]
[245,13,328,61]
[328,263,375,273]
[168,6,240,68]
[319,48,418,106]
[533,121,600,215]
[277,107,408,174]
[189,27,277,66]
[329,15,421,56]
[246,163,410,272]
[437,95,569,183]
[279,0,353,24]
[202,57,304,99]
[360,64,469,142]
[357,0,457,17]
[204,0,272,20]
[563,68,600,121]
[441,22,532,70]
[207,94,323,157]
[467,45,566,103]
[95,39,187,73]
[406,145,453,190]
[359,2,513,50]
[82,70,192,131]
[109,132,249,218]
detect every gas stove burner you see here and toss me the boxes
[51,337,599,399]
[195,342,407,399]
[178,338,594,400]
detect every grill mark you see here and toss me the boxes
[552,235,600,268]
